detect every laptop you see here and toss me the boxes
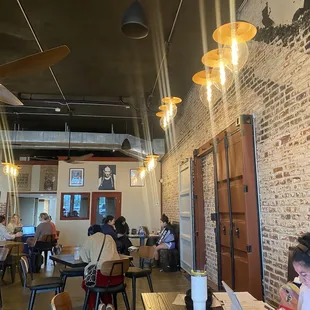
[22,226,36,235]
[221,281,275,310]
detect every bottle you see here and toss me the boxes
[191,270,207,310]
[74,245,80,260]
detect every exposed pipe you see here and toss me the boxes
[148,0,183,103]
[0,111,142,119]
[20,99,130,109]
[16,0,71,112]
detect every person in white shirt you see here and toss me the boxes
[0,215,23,241]
[292,233,310,310]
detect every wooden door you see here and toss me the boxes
[91,192,122,225]
[215,115,262,299]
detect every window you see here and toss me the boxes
[60,193,90,220]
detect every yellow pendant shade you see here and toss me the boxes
[201,48,232,68]
[161,96,182,105]
[192,70,212,85]
[156,111,165,118]
[213,21,257,45]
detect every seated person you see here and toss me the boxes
[7,213,23,233]
[291,233,310,309]
[101,215,117,240]
[153,214,175,266]
[27,213,54,247]
[80,224,122,309]
[115,216,133,255]
[0,215,23,241]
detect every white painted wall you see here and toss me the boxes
[55,161,161,246]
[240,0,303,26]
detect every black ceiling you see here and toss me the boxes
[0,0,243,138]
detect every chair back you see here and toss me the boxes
[138,246,155,259]
[100,258,130,277]
[51,292,73,310]
[20,256,30,287]
[41,234,54,243]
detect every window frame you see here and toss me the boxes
[60,192,90,220]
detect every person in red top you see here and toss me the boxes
[48,216,58,240]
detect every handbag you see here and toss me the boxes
[84,235,106,287]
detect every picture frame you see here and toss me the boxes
[69,168,84,187]
[130,169,145,187]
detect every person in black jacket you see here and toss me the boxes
[115,216,133,255]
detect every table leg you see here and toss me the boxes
[0,287,2,308]
[139,237,145,268]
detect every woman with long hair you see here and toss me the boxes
[153,214,175,266]
[7,213,23,233]
[115,216,132,255]
[81,224,120,309]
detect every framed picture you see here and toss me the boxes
[130,169,145,187]
[98,165,116,190]
[39,165,58,191]
[69,168,84,187]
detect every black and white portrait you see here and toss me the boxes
[98,165,116,190]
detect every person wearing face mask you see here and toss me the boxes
[292,233,310,310]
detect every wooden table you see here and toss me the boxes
[50,253,133,268]
[0,241,24,247]
[141,292,223,310]
[0,248,9,308]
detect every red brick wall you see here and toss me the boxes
[162,8,310,304]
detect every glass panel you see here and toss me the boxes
[95,196,116,225]
[61,193,89,219]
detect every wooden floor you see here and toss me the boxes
[1,256,190,310]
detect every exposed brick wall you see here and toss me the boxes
[202,154,218,285]
[162,5,310,304]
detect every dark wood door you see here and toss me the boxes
[91,192,122,225]
[215,115,262,299]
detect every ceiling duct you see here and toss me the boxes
[0,131,165,160]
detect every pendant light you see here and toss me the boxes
[192,70,221,106]
[144,154,159,172]
[156,111,169,131]
[121,0,149,39]
[213,21,257,72]
[201,49,233,91]
[137,166,147,179]
[2,163,20,177]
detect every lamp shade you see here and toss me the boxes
[121,138,131,150]
[121,0,149,39]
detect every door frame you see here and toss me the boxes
[91,192,122,225]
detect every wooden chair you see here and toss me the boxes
[83,258,131,310]
[20,256,63,310]
[125,246,155,310]
[34,234,55,266]
[51,292,72,310]
[1,243,21,283]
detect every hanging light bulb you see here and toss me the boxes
[211,63,233,91]
[199,80,221,106]
[144,154,159,172]
[213,21,256,72]
[223,41,249,72]
[2,163,20,177]
[137,166,147,179]
[159,104,177,120]
[192,70,221,105]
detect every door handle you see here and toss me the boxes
[222,226,226,235]
[235,227,240,238]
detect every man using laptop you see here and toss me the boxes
[0,215,23,241]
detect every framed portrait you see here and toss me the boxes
[39,165,58,191]
[16,165,32,191]
[98,165,116,190]
[130,169,145,187]
[69,168,84,187]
